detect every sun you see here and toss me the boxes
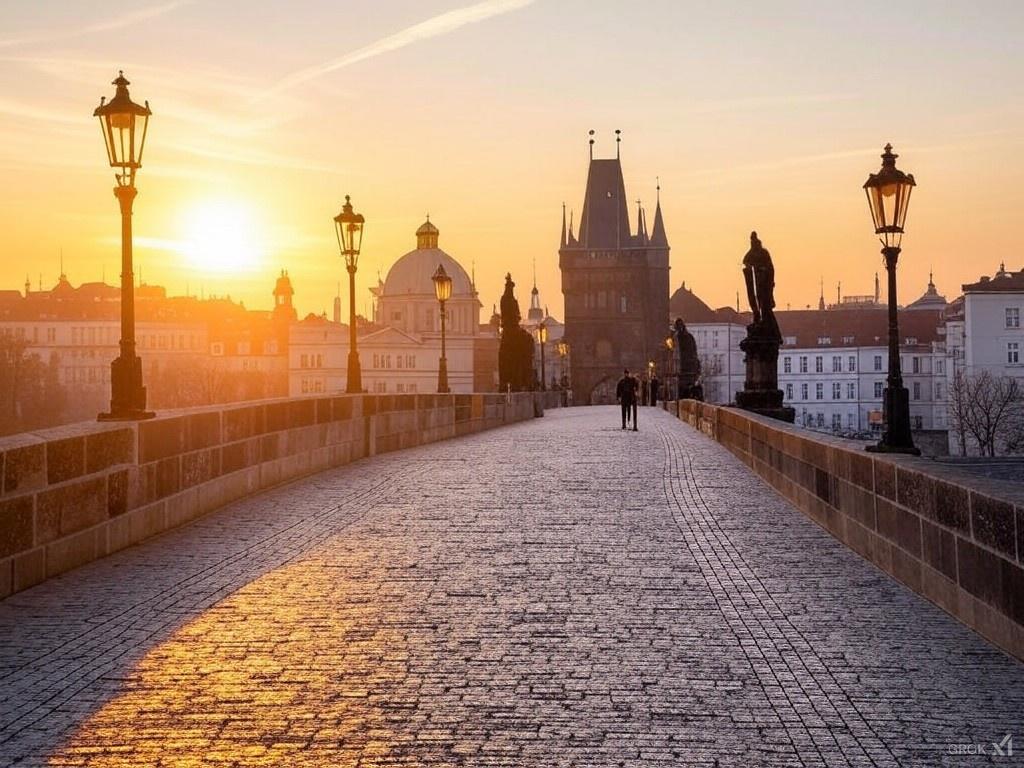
[180,199,265,273]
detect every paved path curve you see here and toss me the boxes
[0,407,1021,767]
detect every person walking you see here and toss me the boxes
[650,375,660,407]
[616,368,638,430]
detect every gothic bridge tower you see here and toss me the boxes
[558,133,670,403]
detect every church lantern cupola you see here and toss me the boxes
[416,218,439,249]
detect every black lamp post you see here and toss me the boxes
[538,321,548,391]
[864,144,919,455]
[96,72,154,421]
[432,264,452,393]
[334,196,365,394]
[557,340,569,390]
[664,334,675,399]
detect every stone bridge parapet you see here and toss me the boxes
[0,392,562,600]
[664,398,1024,660]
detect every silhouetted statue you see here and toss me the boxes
[498,273,535,392]
[674,317,703,401]
[736,232,794,422]
[742,231,781,342]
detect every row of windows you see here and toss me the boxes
[800,411,927,431]
[784,380,945,402]
[370,382,420,393]
[372,354,416,369]
[299,378,325,394]
[300,354,324,369]
[781,354,945,375]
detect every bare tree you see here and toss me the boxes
[949,370,1023,456]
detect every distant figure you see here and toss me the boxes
[640,375,649,406]
[616,369,639,431]
[650,375,660,406]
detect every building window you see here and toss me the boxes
[832,356,841,373]
[783,356,792,374]
[374,381,387,393]
[785,383,793,400]
[936,382,943,400]
[301,379,309,393]
[848,355,856,372]
[1007,308,1020,328]
[815,356,823,373]
[712,332,719,349]
[912,382,921,400]
[874,381,883,398]
[913,415,923,429]
[620,295,627,313]
[847,382,855,399]
[912,356,920,374]
[300,354,308,369]
[784,335,796,346]
[1009,342,1020,364]
[801,383,808,400]
[905,336,918,345]
[842,335,855,344]
[832,382,841,399]
[816,413,825,428]
[847,413,856,429]
[815,383,824,400]
[407,355,415,368]
[832,413,842,431]
[817,336,831,345]
[799,356,808,373]
[316,354,323,368]
[874,355,883,371]
[936,359,944,374]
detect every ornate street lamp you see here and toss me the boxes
[432,263,452,393]
[537,321,549,391]
[334,195,365,394]
[557,340,569,390]
[863,144,919,455]
[95,72,154,421]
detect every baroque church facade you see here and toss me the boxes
[559,143,670,403]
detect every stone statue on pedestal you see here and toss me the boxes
[498,273,536,392]
[673,317,703,401]
[735,232,795,422]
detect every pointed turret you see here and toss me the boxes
[560,203,567,248]
[635,200,646,243]
[649,197,668,248]
[568,209,575,244]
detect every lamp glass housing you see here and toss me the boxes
[94,72,150,187]
[863,143,915,249]
[334,195,365,269]
[432,264,453,303]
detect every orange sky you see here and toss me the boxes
[1,1,1022,319]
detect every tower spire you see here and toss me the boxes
[650,180,668,248]
[615,129,621,159]
[588,129,594,160]
[818,277,825,311]
[561,202,567,248]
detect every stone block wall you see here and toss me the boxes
[0,392,545,600]
[665,399,1024,661]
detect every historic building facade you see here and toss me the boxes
[559,147,669,403]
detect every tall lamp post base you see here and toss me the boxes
[865,385,920,455]
[98,354,155,421]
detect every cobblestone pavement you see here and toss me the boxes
[0,407,1022,767]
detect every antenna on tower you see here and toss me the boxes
[588,129,595,160]
[615,129,621,158]
[656,176,661,203]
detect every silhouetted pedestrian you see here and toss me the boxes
[650,375,660,407]
[616,368,639,431]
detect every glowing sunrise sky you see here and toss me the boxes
[1,0,1023,318]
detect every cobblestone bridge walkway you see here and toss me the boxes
[0,407,1022,767]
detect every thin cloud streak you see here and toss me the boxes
[0,1,195,49]
[690,93,860,114]
[259,0,537,100]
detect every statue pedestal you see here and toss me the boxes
[736,331,795,423]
